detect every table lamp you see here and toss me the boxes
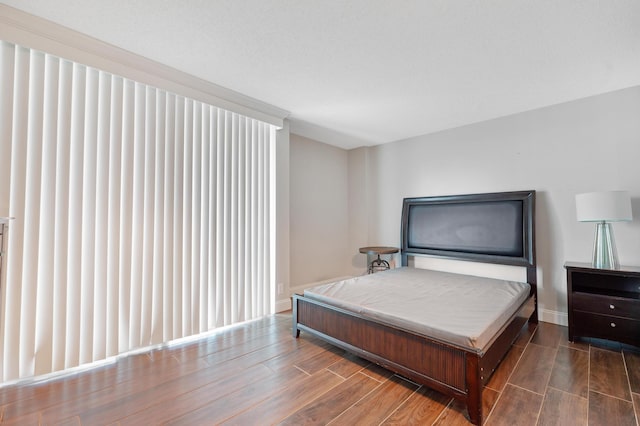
[575,191,632,269]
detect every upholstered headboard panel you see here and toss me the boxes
[401,190,535,268]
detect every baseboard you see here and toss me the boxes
[275,298,291,313]
[539,308,568,327]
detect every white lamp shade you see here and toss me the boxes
[575,191,633,222]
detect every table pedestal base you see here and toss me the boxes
[368,254,390,274]
[359,246,399,274]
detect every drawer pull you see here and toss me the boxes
[609,304,615,310]
[610,322,616,328]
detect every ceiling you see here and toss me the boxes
[2,1,640,149]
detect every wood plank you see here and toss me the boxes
[434,387,499,426]
[279,372,379,425]
[119,363,293,425]
[293,345,345,375]
[52,416,82,426]
[0,352,154,407]
[486,344,524,392]
[171,369,341,425]
[513,322,537,347]
[201,327,293,366]
[508,343,556,394]
[39,356,210,424]
[0,384,38,408]
[432,399,468,426]
[75,349,284,425]
[588,391,636,426]
[590,347,632,401]
[530,321,564,348]
[548,345,589,398]
[0,411,41,425]
[1,353,179,421]
[632,393,640,425]
[537,387,587,425]
[262,339,334,373]
[219,369,344,425]
[326,352,371,379]
[0,352,154,414]
[485,384,543,426]
[361,363,395,382]
[558,327,590,352]
[329,375,418,424]
[623,349,640,394]
[382,385,451,425]
[160,317,289,364]
[210,337,304,372]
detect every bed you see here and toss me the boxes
[292,190,537,425]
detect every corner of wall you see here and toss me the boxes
[275,120,291,309]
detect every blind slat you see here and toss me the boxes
[0,41,275,381]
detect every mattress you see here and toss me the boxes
[303,267,531,352]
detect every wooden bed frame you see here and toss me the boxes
[292,190,537,425]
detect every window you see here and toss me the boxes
[0,41,276,381]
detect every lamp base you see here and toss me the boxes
[592,222,619,269]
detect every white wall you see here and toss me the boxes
[289,134,351,289]
[347,147,372,275]
[288,86,640,323]
[352,86,640,324]
[274,121,291,312]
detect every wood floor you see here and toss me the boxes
[1,313,639,425]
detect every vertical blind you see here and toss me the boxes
[0,40,276,382]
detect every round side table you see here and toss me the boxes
[359,246,399,274]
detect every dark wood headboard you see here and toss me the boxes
[400,190,537,316]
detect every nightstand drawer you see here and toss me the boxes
[573,311,640,345]
[572,292,640,320]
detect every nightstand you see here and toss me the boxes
[565,262,640,347]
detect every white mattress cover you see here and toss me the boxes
[303,267,531,352]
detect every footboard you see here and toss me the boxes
[292,292,535,424]
[293,294,483,423]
